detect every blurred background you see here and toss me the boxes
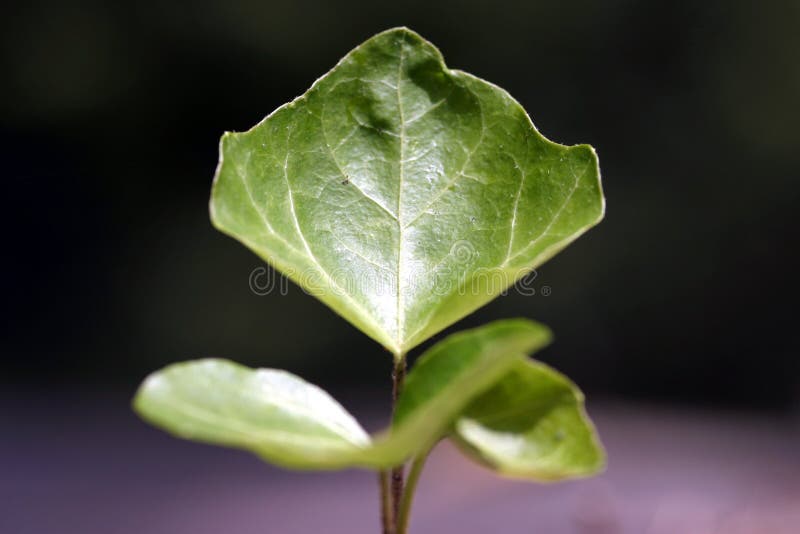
[2,1,798,533]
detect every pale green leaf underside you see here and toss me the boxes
[210,27,605,355]
[133,358,371,469]
[453,359,605,481]
[135,319,595,475]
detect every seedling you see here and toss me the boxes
[134,27,606,533]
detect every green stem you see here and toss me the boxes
[379,469,393,534]
[396,448,431,534]
[390,356,407,529]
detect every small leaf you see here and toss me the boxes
[452,359,605,481]
[211,27,604,355]
[133,359,371,469]
[380,319,552,456]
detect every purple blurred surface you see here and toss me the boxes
[2,394,799,534]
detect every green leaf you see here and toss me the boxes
[133,359,371,470]
[133,319,551,470]
[210,27,604,355]
[452,359,605,481]
[380,319,552,456]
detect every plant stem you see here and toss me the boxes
[396,448,431,534]
[390,356,407,529]
[379,469,393,534]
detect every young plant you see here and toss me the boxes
[134,27,606,533]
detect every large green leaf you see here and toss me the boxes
[133,320,552,469]
[452,359,605,481]
[210,27,604,355]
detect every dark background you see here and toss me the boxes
[3,0,797,407]
[3,2,800,533]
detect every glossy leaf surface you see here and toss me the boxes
[133,359,371,469]
[453,359,605,480]
[210,27,604,355]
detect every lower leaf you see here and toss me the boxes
[133,359,372,469]
[452,358,606,481]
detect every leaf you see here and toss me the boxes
[210,27,605,355]
[452,359,605,481]
[380,319,552,456]
[133,319,551,470]
[133,359,371,469]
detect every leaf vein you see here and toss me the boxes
[502,159,590,267]
[318,106,398,220]
[403,87,486,230]
[504,155,526,264]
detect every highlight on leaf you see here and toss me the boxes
[133,358,372,470]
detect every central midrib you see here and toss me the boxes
[395,35,407,353]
